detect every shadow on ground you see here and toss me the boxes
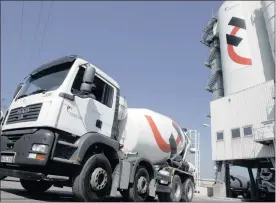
[1,187,123,202]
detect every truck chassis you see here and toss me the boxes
[0,128,195,202]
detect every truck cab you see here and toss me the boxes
[2,55,119,139]
[0,55,123,198]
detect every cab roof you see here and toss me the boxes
[29,55,120,89]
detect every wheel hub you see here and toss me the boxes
[90,167,108,191]
[137,176,148,194]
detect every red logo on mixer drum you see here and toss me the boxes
[145,115,182,153]
[226,17,252,66]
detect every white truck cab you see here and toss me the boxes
[3,56,119,139]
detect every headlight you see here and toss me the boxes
[31,144,48,153]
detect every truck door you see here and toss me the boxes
[66,66,115,137]
[89,74,116,137]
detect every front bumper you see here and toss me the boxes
[1,129,55,166]
[0,167,47,180]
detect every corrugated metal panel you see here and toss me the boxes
[210,80,275,161]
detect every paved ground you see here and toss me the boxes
[0,178,240,202]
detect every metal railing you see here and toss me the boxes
[187,130,201,192]
[253,124,275,143]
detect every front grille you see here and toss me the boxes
[6,103,42,124]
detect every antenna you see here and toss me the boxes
[212,8,214,18]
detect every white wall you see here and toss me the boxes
[210,80,275,161]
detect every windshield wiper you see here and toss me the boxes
[17,94,28,100]
[16,89,47,100]
[29,89,48,96]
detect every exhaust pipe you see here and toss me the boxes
[167,159,190,172]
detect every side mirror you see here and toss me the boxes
[13,83,24,99]
[80,64,96,94]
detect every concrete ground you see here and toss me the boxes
[0,178,241,202]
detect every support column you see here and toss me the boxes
[225,162,231,198]
[248,167,259,201]
[212,161,227,198]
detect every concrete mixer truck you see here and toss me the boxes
[0,55,196,202]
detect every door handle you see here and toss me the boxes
[96,120,102,129]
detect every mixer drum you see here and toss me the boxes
[118,108,186,165]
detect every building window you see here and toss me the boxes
[243,126,253,137]
[71,67,114,108]
[216,132,224,141]
[231,128,241,138]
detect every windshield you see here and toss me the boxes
[17,62,72,99]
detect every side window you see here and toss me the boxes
[71,67,85,93]
[216,132,224,141]
[71,67,114,108]
[231,128,241,138]
[93,76,114,108]
[243,126,253,137]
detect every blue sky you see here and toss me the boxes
[1,1,248,179]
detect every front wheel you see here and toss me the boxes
[20,179,52,194]
[72,154,112,202]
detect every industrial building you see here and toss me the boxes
[201,1,275,200]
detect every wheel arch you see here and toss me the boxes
[129,158,156,183]
[70,132,120,170]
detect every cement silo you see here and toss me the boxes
[261,1,275,62]
[218,1,275,96]
[201,1,275,201]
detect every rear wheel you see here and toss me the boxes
[127,166,150,202]
[72,154,112,202]
[158,175,182,202]
[20,179,52,194]
[181,178,194,202]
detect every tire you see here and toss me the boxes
[20,179,52,194]
[121,190,156,201]
[158,175,183,202]
[181,178,194,202]
[72,154,112,202]
[127,166,150,202]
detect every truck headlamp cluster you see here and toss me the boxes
[31,144,48,153]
